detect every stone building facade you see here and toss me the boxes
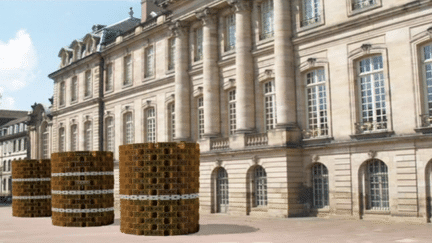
[47,0,432,222]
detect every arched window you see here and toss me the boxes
[312,163,329,208]
[216,167,229,213]
[57,127,64,152]
[124,112,134,144]
[42,124,49,159]
[254,166,268,207]
[106,117,115,152]
[84,121,92,151]
[70,124,78,151]
[145,108,156,143]
[366,159,389,210]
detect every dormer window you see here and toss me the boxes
[81,45,87,57]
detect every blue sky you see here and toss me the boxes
[0,0,141,111]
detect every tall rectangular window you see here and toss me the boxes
[59,127,65,152]
[195,28,203,61]
[198,97,204,139]
[306,69,328,137]
[146,108,156,143]
[106,64,113,92]
[71,125,77,151]
[226,14,236,51]
[423,44,432,119]
[59,82,65,106]
[106,117,114,152]
[302,0,321,27]
[228,90,237,135]
[42,126,49,159]
[358,55,386,131]
[71,76,78,102]
[170,103,175,141]
[261,0,274,40]
[145,47,154,78]
[18,140,21,151]
[125,113,134,144]
[84,122,92,151]
[124,55,132,85]
[84,70,92,97]
[168,38,175,70]
[264,80,277,131]
[23,138,27,150]
[352,0,377,11]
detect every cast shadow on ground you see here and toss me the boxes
[112,219,258,235]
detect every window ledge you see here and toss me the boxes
[364,209,390,215]
[104,89,114,95]
[348,3,382,17]
[297,21,325,34]
[122,83,133,89]
[70,100,78,105]
[222,49,235,58]
[256,36,274,47]
[143,76,155,82]
[165,69,175,76]
[302,136,334,145]
[414,126,432,134]
[83,95,92,101]
[251,206,268,212]
[350,130,394,140]
[310,207,330,213]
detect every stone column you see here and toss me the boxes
[274,0,296,128]
[197,8,220,137]
[230,0,255,133]
[171,21,191,141]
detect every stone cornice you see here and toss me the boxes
[48,52,102,80]
[293,0,432,46]
[51,98,100,117]
[0,132,28,142]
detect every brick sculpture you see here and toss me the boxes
[12,159,52,217]
[119,142,200,236]
[51,151,114,227]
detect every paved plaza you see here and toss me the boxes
[0,205,431,243]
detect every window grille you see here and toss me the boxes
[59,128,65,152]
[312,163,329,208]
[216,168,229,212]
[226,14,236,51]
[358,55,387,131]
[264,81,277,131]
[85,70,92,97]
[125,113,134,144]
[254,166,267,206]
[228,90,237,135]
[106,117,114,152]
[84,122,92,151]
[168,38,175,70]
[170,103,175,141]
[71,125,77,151]
[198,97,204,139]
[42,126,49,159]
[145,47,154,78]
[195,28,203,62]
[423,44,432,118]
[260,0,274,40]
[352,0,377,10]
[367,159,389,210]
[306,69,328,137]
[302,0,321,27]
[71,76,78,102]
[124,55,132,85]
[146,108,156,143]
[106,64,113,91]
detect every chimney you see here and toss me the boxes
[141,0,162,23]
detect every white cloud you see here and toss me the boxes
[0,96,16,110]
[0,29,37,91]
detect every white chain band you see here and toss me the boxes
[51,172,114,177]
[52,207,114,213]
[51,190,114,195]
[12,178,51,182]
[12,195,52,200]
[119,193,199,201]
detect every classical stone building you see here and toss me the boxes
[0,110,30,196]
[47,0,432,222]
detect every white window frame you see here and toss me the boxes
[254,166,268,207]
[198,97,204,140]
[228,89,237,135]
[194,27,203,62]
[366,159,389,211]
[169,102,175,141]
[42,125,49,159]
[106,63,114,92]
[225,14,236,52]
[59,127,65,152]
[145,46,155,78]
[124,112,134,145]
[312,163,329,209]
[105,117,115,152]
[70,124,78,151]
[124,55,133,86]
[301,0,322,28]
[305,68,329,138]
[168,38,175,71]
[71,76,78,103]
[264,80,277,131]
[421,43,432,124]
[59,81,66,106]
[260,0,274,40]
[346,0,382,16]
[84,121,92,151]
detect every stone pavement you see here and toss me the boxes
[0,205,431,243]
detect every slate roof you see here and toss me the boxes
[0,116,29,128]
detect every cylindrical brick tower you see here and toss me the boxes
[12,159,51,217]
[119,142,200,236]
[51,151,114,227]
